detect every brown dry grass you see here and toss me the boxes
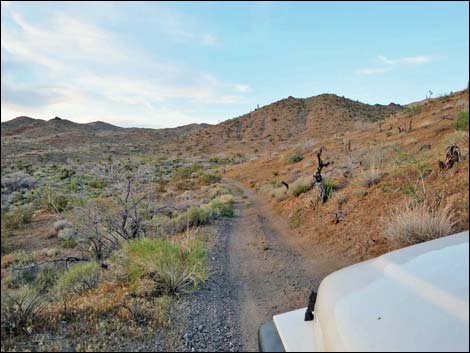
[383,200,456,245]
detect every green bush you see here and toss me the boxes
[207,200,234,218]
[34,266,59,294]
[185,206,209,227]
[404,105,422,115]
[453,110,469,131]
[116,237,207,295]
[287,155,304,164]
[54,261,100,298]
[173,163,203,181]
[322,179,337,200]
[198,173,222,186]
[176,198,234,230]
[1,206,34,231]
[41,186,69,212]
[292,184,312,197]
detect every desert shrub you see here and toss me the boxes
[184,207,209,227]
[272,170,279,176]
[208,185,232,199]
[322,178,337,200]
[287,155,304,164]
[1,286,48,335]
[288,209,302,229]
[9,263,57,292]
[293,184,312,197]
[198,173,222,186]
[360,165,382,187]
[404,105,422,115]
[57,228,77,241]
[1,171,37,193]
[53,219,71,232]
[59,167,76,180]
[333,192,349,208]
[87,178,107,189]
[453,110,469,131]
[119,296,170,326]
[54,261,100,298]
[175,180,194,191]
[289,176,312,196]
[176,197,234,230]
[115,237,207,295]
[41,186,69,213]
[172,163,203,181]
[34,266,59,293]
[61,238,78,249]
[1,205,34,231]
[207,200,234,218]
[384,200,456,245]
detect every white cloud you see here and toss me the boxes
[357,55,433,76]
[378,55,432,65]
[1,3,250,127]
[356,67,392,76]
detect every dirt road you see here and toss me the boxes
[165,180,341,352]
[226,180,338,351]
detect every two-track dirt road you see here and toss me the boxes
[166,180,344,352]
[225,180,342,351]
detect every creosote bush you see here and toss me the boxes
[1,206,34,231]
[54,261,100,298]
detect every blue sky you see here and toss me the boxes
[1,1,468,128]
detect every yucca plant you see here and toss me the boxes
[1,286,48,334]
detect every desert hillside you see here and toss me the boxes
[165,93,403,156]
[227,89,469,261]
[1,88,468,352]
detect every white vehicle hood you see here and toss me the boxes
[312,231,469,352]
[274,231,469,352]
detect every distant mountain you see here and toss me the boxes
[1,115,212,163]
[1,93,407,161]
[1,116,210,138]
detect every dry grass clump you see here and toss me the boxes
[359,165,382,188]
[289,176,313,196]
[384,200,456,245]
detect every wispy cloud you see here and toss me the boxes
[1,3,246,127]
[357,55,433,76]
[356,67,392,76]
